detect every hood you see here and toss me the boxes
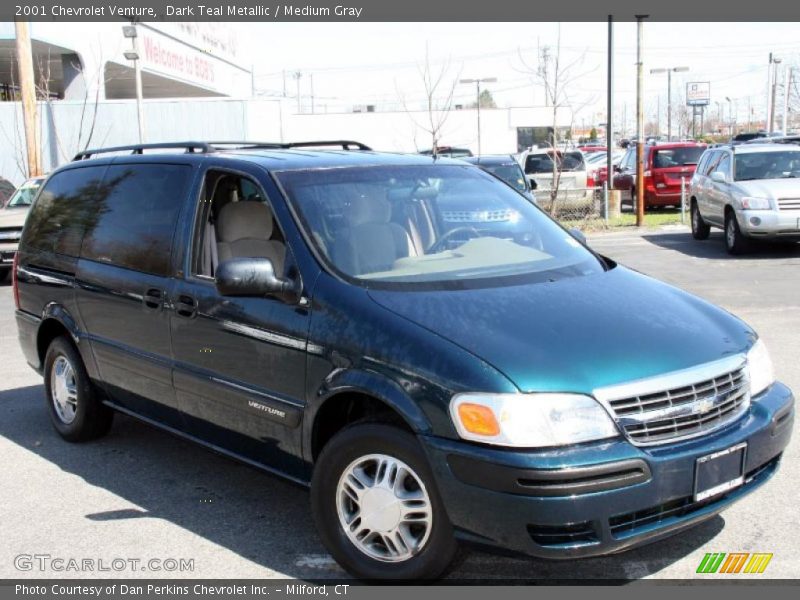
[367,267,753,394]
[735,178,800,199]
[0,206,29,228]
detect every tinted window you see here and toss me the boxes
[524,151,585,174]
[651,147,705,168]
[482,163,528,191]
[703,151,721,176]
[715,153,732,177]
[81,164,192,276]
[23,167,107,256]
[734,150,800,181]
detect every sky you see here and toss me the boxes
[243,22,800,134]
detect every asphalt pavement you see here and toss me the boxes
[0,226,798,580]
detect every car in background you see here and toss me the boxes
[419,146,473,158]
[0,175,44,279]
[690,143,800,254]
[586,150,625,189]
[613,142,706,210]
[520,148,591,205]
[0,176,15,207]
[461,154,536,203]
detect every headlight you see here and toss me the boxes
[747,339,774,397]
[450,393,619,448]
[740,196,771,210]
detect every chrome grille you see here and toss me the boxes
[777,198,800,211]
[0,227,22,243]
[595,357,750,446]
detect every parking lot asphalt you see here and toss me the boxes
[0,226,798,581]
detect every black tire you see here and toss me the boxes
[724,210,750,255]
[43,336,113,442]
[691,202,710,240]
[311,423,457,580]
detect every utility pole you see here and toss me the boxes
[310,73,315,114]
[769,55,782,133]
[293,71,302,113]
[650,66,688,141]
[459,77,497,155]
[783,66,791,135]
[15,21,42,177]
[635,14,648,227]
[606,15,614,193]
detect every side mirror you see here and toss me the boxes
[569,227,587,246]
[613,165,622,173]
[528,178,538,190]
[215,258,297,297]
[710,171,728,184]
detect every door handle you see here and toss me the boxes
[143,288,163,310]
[175,294,198,318]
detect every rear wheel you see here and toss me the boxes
[691,202,710,240]
[725,210,750,255]
[44,336,113,442]
[311,423,457,580]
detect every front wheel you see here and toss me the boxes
[725,211,751,255]
[691,202,711,240]
[310,423,457,580]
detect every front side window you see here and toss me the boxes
[734,151,800,181]
[81,164,192,276]
[277,165,604,287]
[715,153,732,177]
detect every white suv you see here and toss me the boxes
[689,143,800,254]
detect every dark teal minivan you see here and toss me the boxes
[14,142,795,580]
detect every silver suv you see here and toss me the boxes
[689,143,800,254]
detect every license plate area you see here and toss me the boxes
[694,442,747,502]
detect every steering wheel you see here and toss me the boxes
[428,227,481,253]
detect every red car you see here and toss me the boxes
[613,142,707,209]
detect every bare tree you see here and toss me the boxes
[518,26,594,216]
[398,44,460,154]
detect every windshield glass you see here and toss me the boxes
[278,165,603,287]
[5,178,43,208]
[735,151,800,180]
[482,163,528,191]
[524,151,585,174]
[651,146,705,167]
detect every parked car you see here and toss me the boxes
[0,175,44,279]
[586,150,625,189]
[519,148,592,205]
[690,143,800,253]
[418,146,473,158]
[14,141,794,580]
[0,176,15,206]
[613,142,707,210]
[461,154,536,203]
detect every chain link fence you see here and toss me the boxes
[536,186,609,229]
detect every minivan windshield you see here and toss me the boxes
[734,151,800,181]
[481,163,528,191]
[278,165,604,287]
[524,151,585,174]
[5,178,43,208]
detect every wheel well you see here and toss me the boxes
[37,319,71,365]
[725,204,734,217]
[311,392,413,460]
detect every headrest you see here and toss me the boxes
[217,201,273,242]
[346,186,391,226]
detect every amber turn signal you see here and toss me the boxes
[457,403,500,437]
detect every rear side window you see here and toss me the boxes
[23,166,107,256]
[81,164,192,276]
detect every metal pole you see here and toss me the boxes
[310,73,315,114]
[667,69,672,141]
[770,60,780,133]
[476,80,482,155]
[766,53,773,132]
[783,66,791,135]
[133,35,145,143]
[680,177,686,224]
[606,15,614,195]
[635,15,647,227]
[603,181,609,224]
[14,20,41,177]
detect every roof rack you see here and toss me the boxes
[73,142,213,161]
[72,140,373,162]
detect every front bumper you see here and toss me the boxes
[420,381,794,559]
[738,209,800,239]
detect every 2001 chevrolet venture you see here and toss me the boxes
[14,141,794,580]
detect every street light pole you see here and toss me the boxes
[459,77,497,155]
[123,24,145,143]
[635,14,648,227]
[650,66,688,141]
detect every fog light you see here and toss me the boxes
[750,216,761,226]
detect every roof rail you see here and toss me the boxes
[73,142,213,161]
[282,140,372,151]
